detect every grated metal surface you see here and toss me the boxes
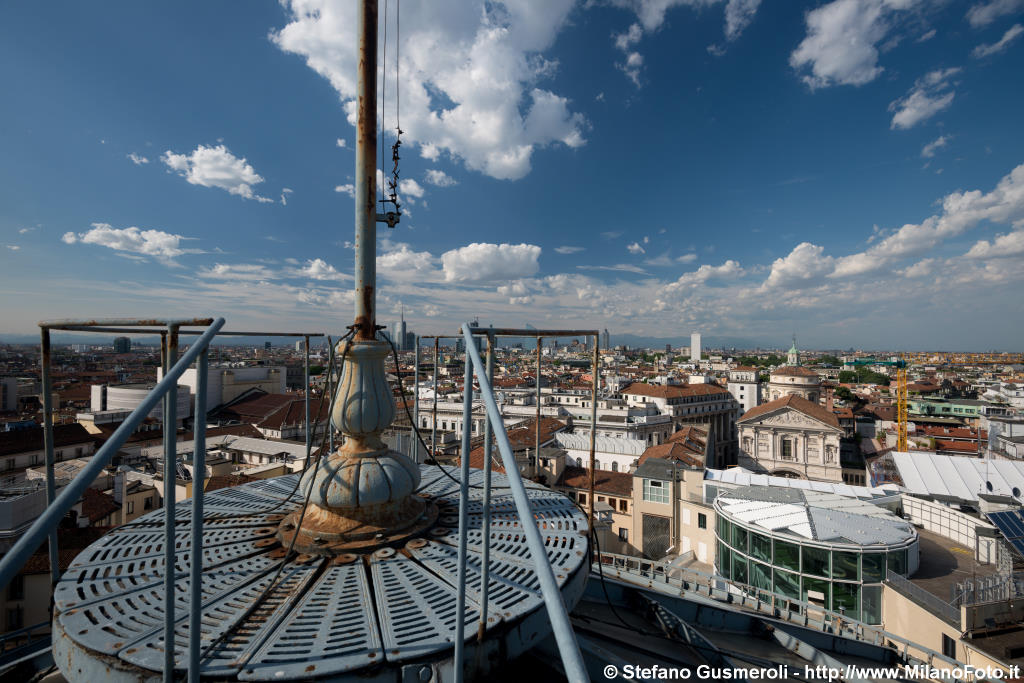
[55,464,588,679]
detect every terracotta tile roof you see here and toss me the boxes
[637,442,704,468]
[256,397,330,431]
[462,449,506,473]
[771,366,820,378]
[556,466,633,497]
[0,423,95,457]
[737,394,841,428]
[934,440,979,453]
[666,425,707,448]
[212,392,295,422]
[621,382,727,399]
[462,417,567,469]
[20,527,113,575]
[80,487,120,523]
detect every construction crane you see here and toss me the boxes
[896,355,908,452]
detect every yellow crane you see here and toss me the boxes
[896,355,908,452]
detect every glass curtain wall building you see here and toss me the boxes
[713,486,918,624]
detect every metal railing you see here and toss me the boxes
[885,570,960,626]
[456,322,589,682]
[596,551,968,674]
[0,318,326,683]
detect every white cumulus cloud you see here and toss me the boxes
[965,229,1024,259]
[424,169,458,187]
[127,153,149,165]
[889,68,960,130]
[162,144,273,202]
[335,183,355,197]
[790,0,907,89]
[627,242,646,255]
[762,242,834,290]
[272,1,586,181]
[60,223,200,263]
[441,242,541,282]
[833,162,1024,276]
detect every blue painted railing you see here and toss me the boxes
[457,322,589,682]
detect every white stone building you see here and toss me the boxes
[736,394,845,483]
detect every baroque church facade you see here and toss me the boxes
[735,340,847,484]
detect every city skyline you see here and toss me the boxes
[1,1,1023,350]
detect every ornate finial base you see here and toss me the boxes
[279,338,434,554]
[276,492,437,555]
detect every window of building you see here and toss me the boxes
[619,498,628,512]
[618,528,628,542]
[578,493,586,506]
[597,496,605,503]
[941,634,956,659]
[781,439,794,460]
[144,496,154,510]
[697,513,707,529]
[7,575,24,601]
[127,501,135,514]
[642,479,669,504]
[6,607,23,631]
[611,461,619,472]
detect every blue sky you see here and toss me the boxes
[1,0,1023,350]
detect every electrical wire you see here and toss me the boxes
[382,331,511,492]
[198,334,353,666]
[200,332,348,522]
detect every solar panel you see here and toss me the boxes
[987,509,1024,559]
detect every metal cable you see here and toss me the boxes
[200,333,347,521]
[196,334,353,667]
[382,332,511,492]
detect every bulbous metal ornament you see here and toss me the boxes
[277,339,436,554]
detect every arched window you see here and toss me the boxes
[576,457,583,468]
[612,461,619,472]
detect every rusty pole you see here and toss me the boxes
[588,334,598,531]
[39,328,59,586]
[354,0,378,340]
[535,337,541,478]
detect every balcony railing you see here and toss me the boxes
[0,318,598,683]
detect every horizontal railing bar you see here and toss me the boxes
[0,318,226,592]
[39,318,214,328]
[418,330,598,341]
[595,551,965,671]
[36,326,325,338]
[177,330,327,337]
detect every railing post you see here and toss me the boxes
[0,319,225,595]
[188,348,209,683]
[535,336,541,478]
[304,335,311,466]
[588,334,598,530]
[412,336,420,462]
[477,332,495,641]
[431,338,439,456]
[39,327,60,586]
[454,354,474,682]
[163,324,179,682]
[461,323,588,682]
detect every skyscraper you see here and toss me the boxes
[113,337,131,353]
[690,332,701,362]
